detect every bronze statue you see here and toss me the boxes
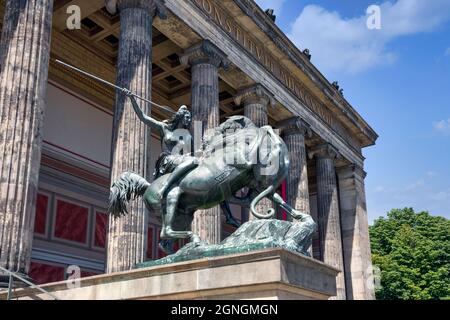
[109,113,310,244]
[53,59,316,263]
[120,90,240,252]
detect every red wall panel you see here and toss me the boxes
[94,211,108,248]
[54,199,88,244]
[147,227,154,259]
[29,261,65,285]
[34,193,49,235]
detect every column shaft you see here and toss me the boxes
[0,0,53,279]
[311,144,346,299]
[191,63,220,132]
[279,118,311,215]
[279,117,312,254]
[244,103,267,127]
[106,1,155,273]
[181,40,229,244]
[235,84,273,220]
[338,165,375,300]
[191,62,221,243]
[285,132,310,212]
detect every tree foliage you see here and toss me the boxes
[370,208,450,300]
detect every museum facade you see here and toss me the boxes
[0,0,377,299]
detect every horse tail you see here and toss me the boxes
[250,185,276,219]
[108,172,150,218]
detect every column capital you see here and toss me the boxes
[337,163,367,180]
[277,117,312,138]
[180,40,230,70]
[106,0,167,19]
[234,84,275,107]
[308,143,341,161]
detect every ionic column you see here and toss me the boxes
[0,0,54,285]
[337,164,375,300]
[181,40,229,244]
[278,117,312,216]
[309,144,346,300]
[106,0,166,273]
[235,84,274,127]
[235,84,274,220]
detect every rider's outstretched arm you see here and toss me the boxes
[127,93,165,132]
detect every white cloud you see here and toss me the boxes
[445,48,450,56]
[254,0,286,16]
[287,0,450,74]
[431,191,450,201]
[426,171,436,178]
[405,179,425,191]
[433,119,450,135]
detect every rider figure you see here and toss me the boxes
[122,89,198,200]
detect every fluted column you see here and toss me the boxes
[235,84,274,127]
[235,84,274,220]
[278,117,312,216]
[181,40,229,244]
[337,164,375,300]
[0,0,54,285]
[106,0,166,273]
[309,144,346,300]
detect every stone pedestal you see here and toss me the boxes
[0,249,339,300]
[106,0,165,273]
[309,144,346,300]
[0,0,54,282]
[235,84,274,220]
[181,40,229,244]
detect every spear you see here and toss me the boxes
[54,59,176,115]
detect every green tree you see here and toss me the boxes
[370,208,450,300]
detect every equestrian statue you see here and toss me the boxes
[109,90,314,249]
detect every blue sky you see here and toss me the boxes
[255,0,450,223]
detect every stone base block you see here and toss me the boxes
[0,249,339,300]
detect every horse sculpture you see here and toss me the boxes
[109,116,306,244]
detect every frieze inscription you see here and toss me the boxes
[190,0,359,149]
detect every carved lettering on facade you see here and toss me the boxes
[191,0,359,149]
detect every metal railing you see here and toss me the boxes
[0,266,58,300]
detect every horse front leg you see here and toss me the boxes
[160,187,200,244]
[160,187,189,238]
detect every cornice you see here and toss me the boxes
[231,0,379,147]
